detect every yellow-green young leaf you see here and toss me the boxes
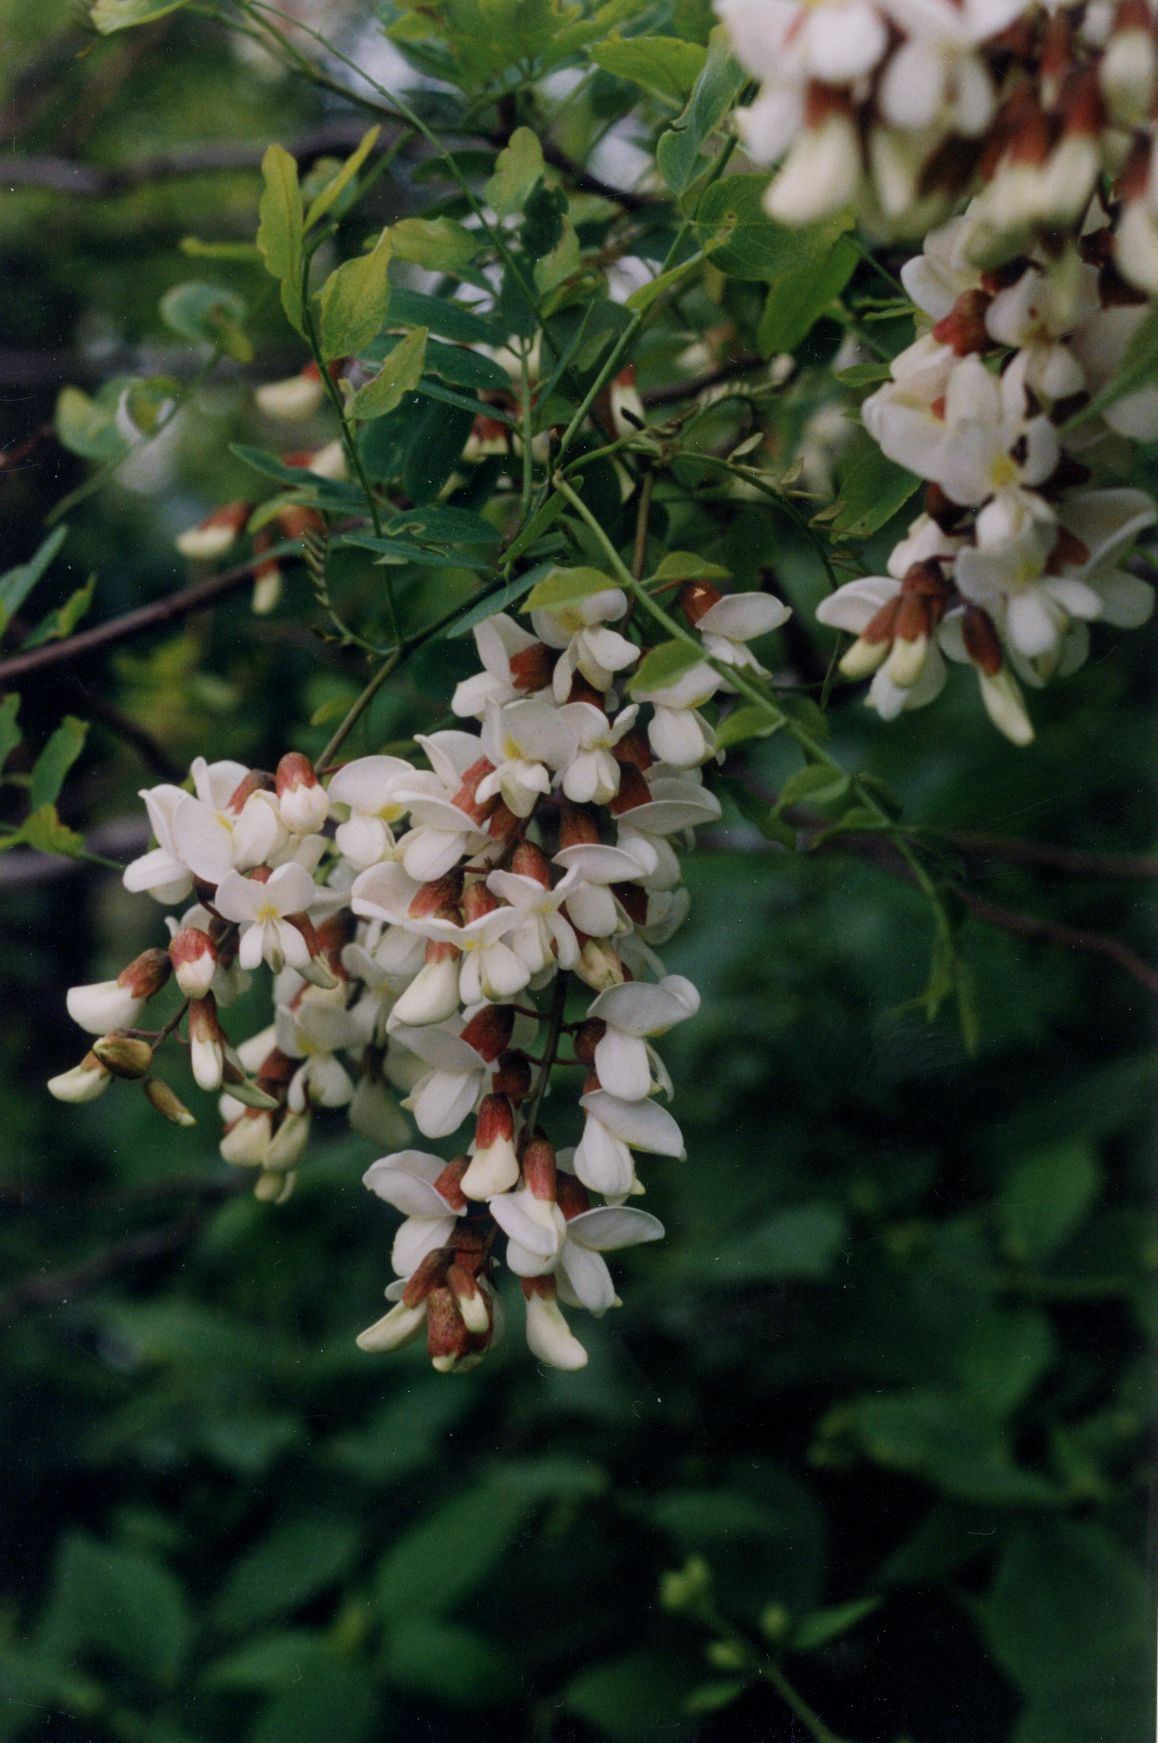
[179,238,263,263]
[304,125,381,230]
[390,218,479,273]
[486,128,545,217]
[54,386,127,463]
[775,763,850,812]
[91,0,190,30]
[715,704,783,751]
[534,223,582,297]
[649,551,731,584]
[629,639,706,695]
[160,282,252,362]
[2,805,86,858]
[591,33,707,102]
[523,566,618,614]
[29,717,89,811]
[347,327,428,422]
[23,577,98,648]
[317,229,393,362]
[0,527,67,632]
[257,145,306,336]
[0,694,22,773]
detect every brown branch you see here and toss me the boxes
[0,1212,204,1327]
[66,680,185,780]
[947,832,1158,879]
[641,354,764,408]
[954,889,1158,997]
[0,552,271,687]
[537,138,650,213]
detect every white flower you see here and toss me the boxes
[633,661,722,767]
[394,731,494,880]
[48,1052,112,1103]
[391,1021,491,1138]
[275,988,363,1112]
[492,1192,664,1312]
[122,783,195,905]
[171,763,285,887]
[477,698,575,818]
[452,614,548,718]
[765,110,862,227]
[573,1089,687,1199]
[326,755,417,868]
[275,752,329,836]
[363,1150,463,1279]
[214,862,318,974]
[553,836,660,938]
[557,702,638,804]
[694,592,792,678]
[522,1280,589,1370]
[485,867,580,976]
[719,0,889,86]
[530,588,639,703]
[255,364,326,423]
[585,975,701,1101]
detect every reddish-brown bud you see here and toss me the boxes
[573,1018,606,1066]
[613,727,655,772]
[463,880,499,922]
[168,927,217,998]
[567,674,608,708]
[408,871,464,920]
[610,764,651,815]
[509,641,555,691]
[487,800,521,842]
[522,1135,557,1202]
[932,288,993,356]
[559,800,601,848]
[510,841,552,886]
[402,1248,449,1309]
[460,1004,515,1061]
[425,1287,472,1368]
[117,947,172,1001]
[556,1174,591,1221]
[450,755,496,823]
[491,1050,532,1102]
[433,1157,469,1212]
[962,605,1004,676]
[612,882,648,927]
[475,1092,515,1149]
[276,503,326,540]
[680,580,725,626]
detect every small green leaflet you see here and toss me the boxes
[647,552,731,584]
[814,441,921,540]
[91,0,190,30]
[758,234,859,356]
[629,639,706,696]
[317,229,393,361]
[485,129,545,217]
[0,695,21,773]
[160,281,251,362]
[591,33,707,103]
[523,566,617,613]
[776,762,851,812]
[390,218,479,274]
[447,563,556,639]
[656,27,746,199]
[0,805,87,859]
[715,704,783,751]
[304,125,381,230]
[0,527,68,633]
[347,328,429,421]
[257,144,306,337]
[29,717,89,811]
[22,576,98,648]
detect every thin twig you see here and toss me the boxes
[955,889,1158,997]
[0,1212,206,1328]
[946,833,1158,879]
[641,354,763,408]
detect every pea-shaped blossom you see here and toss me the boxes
[530,586,640,702]
[585,975,701,1102]
[573,1089,687,1200]
[363,1150,465,1279]
[214,862,318,973]
[326,755,416,868]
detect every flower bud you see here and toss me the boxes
[175,501,250,560]
[251,532,282,616]
[978,668,1034,747]
[357,1296,428,1353]
[189,995,226,1092]
[460,1004,515,1061]
[169,927,218,999]
[491,1050,532,1103]
[220,1110,273,1167]
[508,641,554,691]
[462,880,499,922]
[254,1167,297,1205]
[574,936,624,992]
[390,951,461,1027]
[425,1285,473,1372]
[265,1109,311,1172]
[47,1051,112,1104]
[66,944,171,1035]
[408,872,464,920]
[522,1276,588,1370]
[450,755,497,823]
[680,581,724,626]
[460,1093,519,1199]
[573,1018,606,1066]
[447,1263,491,1338]
[522,1135,557,1202]
[559,801,601,849]
[143,1077,197,1126]
[510,841,552,887]
[92,1034,155,1080]
[255,362,327,423]
[276,751,329,835]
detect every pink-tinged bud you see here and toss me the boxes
[491,1050,532,1103]
[1101,0,1157,123]
[574,936,624,992]
[508,641,555,691]
[932,289,992,356]
[612,727,653,772]
[120,947,173,1001]
[610,765,650,815]
[460,1004,515,1061]
[402,1248,449,1309]
[487,800,521,843]
[510,842,552,887]
[522,1276,588,1370]
[92,1032,154,1079]
[433,1157,470,1212]
[220,1109,273,1167]
[225,769,274,816]
[357,1297,428,1353]
[175,501,250,560]
[978,667,1034,747]
[522,1135,557,1202]
[680,581,725,626]
[66,978,145,1037]
[251,531,283,616]
[1040,12,1073,101]
[556,1175,591,1221]
[143,1076,197,1127]
[962,605,1004,677]
[283,439,346,481]
[426,1286,473,1371]
[447,1263,491,1337]
[408,872,464,919]
[450,755,497,823]
[1059,66,1104,140]
[559,801,601,849]
[462,880,499,922]
[47,1050,112,1104]
[573,1019,606,1066]
[169,927,218,999]
[189,994,226,1092]
[461,1094,519,1199]
[255,364,327,423]
[390,953,461,1027]
[276,751,329,834]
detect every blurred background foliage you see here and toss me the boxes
[1,4,1154,1741]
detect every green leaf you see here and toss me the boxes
[656,26,746,198]
[91,0,190,30]
[0,527,68,633]
[1065,303,1158,431]
[386,286,496,344]
[303,124,381,229]
[535,221,582,297]
[715,704,785,752]
[22,575,98,648]
[564,1651,699,1742]
[257,143,306,336]
[708,1204,848,1285]
[384,1621,517,1707]
[685,1679,747,1713]
[29,716,88,810]
[629,638,708,696]
[777,763,850,811]
[695,178,849,282]
[0,804,86,858]
[54,385,128,463]
[390,216,479,273]
[249,1661,378,1743]
[205,1631,331,1692]
[347,326,428,420]
[37,1534,191,1684]
[649,552,731,583]
[486,127,545,216]
[998,1143,1101,1263]
[0,695,21,774]
[592,32,707,102]
[759,234,859,355]
[792,1596,881,1653]
[160,281,251,361]
[445,562,555,639]
[523,565,618,613]
[180,237,263,262]
[961,1308,1056,1418]
[317,228,392,361]
[840,1389,1059,1505]
[814,440,921,540]
[521,180,569,260]
[719,774,796,848]
[214,1517,360,1632]
[375,1479,530,1618]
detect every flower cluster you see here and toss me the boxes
[718,0,1157,739]
[49,574,790,1372]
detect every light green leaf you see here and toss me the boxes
[0,805,86,858]
[715,704,784,751]
[685,1679,747,1713]
[523,565,619,613]
[656,26,746,198]
[376,1480,530,1618]
[0,527,67,633]
[390,216,479,273]
[629,638,708,696]
[347,326,428,421]
[649,552,731,583]
[304,124,381,229]
[776,763,850,811]
[814,440,921,540]
[793,1596,880,1653]
[22,575,98,647]
[759,234,859,355]
[179,237,262,262]
[485,127,545,217]
[161,281,251,361]
[998,1143,1101,1264]
[962,1308,1057,1417]
[317,228,392,361]
[29,716,88,810]
[535,220,582,296]
[54,385,128,463]
[91,0,190,30]
[592,33,707,102]
[695,178,850,282]
[257,143,306,336]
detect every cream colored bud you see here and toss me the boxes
[143,1077,197,1127]
[838,636,891,681]
[356,1298,428,1353]
[254,1167,297,1204]
[47,1052,112,1104]
[92,1034,155,1080]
